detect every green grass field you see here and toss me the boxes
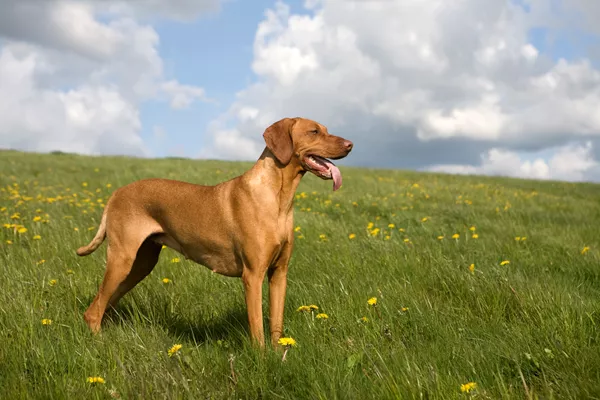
[1,149,600,399]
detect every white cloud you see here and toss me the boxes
[0,0,217,156]
[203,0,600,182]
[428,142,598,182]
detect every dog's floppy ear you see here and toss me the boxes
[263,118,296,165]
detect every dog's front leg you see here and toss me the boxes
[268,243,292,347]
[242,267,266,347]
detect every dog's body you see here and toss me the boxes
[77,117,353,346]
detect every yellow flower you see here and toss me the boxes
[162,278,171,284]
[500,260,510,266]
[297,305,311,312]
[82,182,88,187]
[33,235,41,240]
[469,226,476,231]
[106,183,112,188]
[297,235,305,239]
[5,240,12,245]
[388,223,395,228]
[316,313,328,319]
[360,316,369,322]
[370,228,380,237]
[352,201,358,206]
[384,235,391,240]
[49,279,57,286]
[401,307,409,312]
[294,226,301,232]
[86,376,105,384]
[171,257,180,263]
[17,227,27,234]
[41,319,52,325]
[33,216,42,222]
[278,337,297,347]
[168,344,182,357]
[399,228,405,232]
[472,233,479,239]
[515,236,521,241]
[452,233,460,239]
[582,246,590,255]
[421,217,428,222]
[319,234,327,241]
[66,269,74,275]
[521,236,527,241]
[367,222,374,230]
[309,304,319,311]
[10,213,20,220]
[437,235,444,240]
[460,382,477,393]
[348,233,356,239]
[367,297,377,306]
[37,259,46,265]
[469,264,475,274]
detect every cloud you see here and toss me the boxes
[428,141,598,182]
[203,0,600,182]
[0,0,217,156]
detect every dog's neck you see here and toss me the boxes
[243,147,306,214]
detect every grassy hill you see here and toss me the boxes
[1,149,599,399]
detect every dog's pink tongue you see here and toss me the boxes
[323,160,342,191]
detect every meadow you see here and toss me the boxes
[1,149,600,399]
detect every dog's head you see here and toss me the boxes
[263,117,353,191]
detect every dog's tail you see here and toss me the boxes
[76,208,108,256]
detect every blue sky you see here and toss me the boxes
[1,0,599,182]
[141,0,308,158]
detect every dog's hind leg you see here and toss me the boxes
[108,239,162,308]
[84,227,161,333]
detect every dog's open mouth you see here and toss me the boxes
[304,154,342,191]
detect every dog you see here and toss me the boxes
[76,117,353,347]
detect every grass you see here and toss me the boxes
[1,148,600,399]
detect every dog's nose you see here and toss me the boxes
[343,140,353,151]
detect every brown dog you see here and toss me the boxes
[76,117,353,347]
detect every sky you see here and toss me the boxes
[1,0,600,182]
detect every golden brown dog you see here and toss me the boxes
[76,117,353,347]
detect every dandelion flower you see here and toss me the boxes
[87,376,105,384]
[370,228,380,236]
[33,216,42,222]
[500,260,510,266]
[472,234,479,239]
[41,319,52,325]
[460,382,477,393]
[582,246,590,255]
[37,259,46,265]
[278,337,297,347]
[367,297,377,306]
[469,264,475,274]
[388,223,395,228]
[452,233,460,239]
[469,226,476,231]
[162,278,171,284]
[294,226,301,232]
[309,305,319,311]
[297,305,311,312]
[316,313,328,319]
[319,234,327,241]
[515,236,521,241]
[66,269,74,275]
[437,235,444,240]
[348,233,356,239]
[360,316,369,322]
[33,235,41,240]
[168,344,182,357]
[17,227,27,234]
[401,307,409,312]
[367,222,374,230]
[49,279,57,286]
[421,217,428,222]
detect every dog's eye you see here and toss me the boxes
[310,130,319,135]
